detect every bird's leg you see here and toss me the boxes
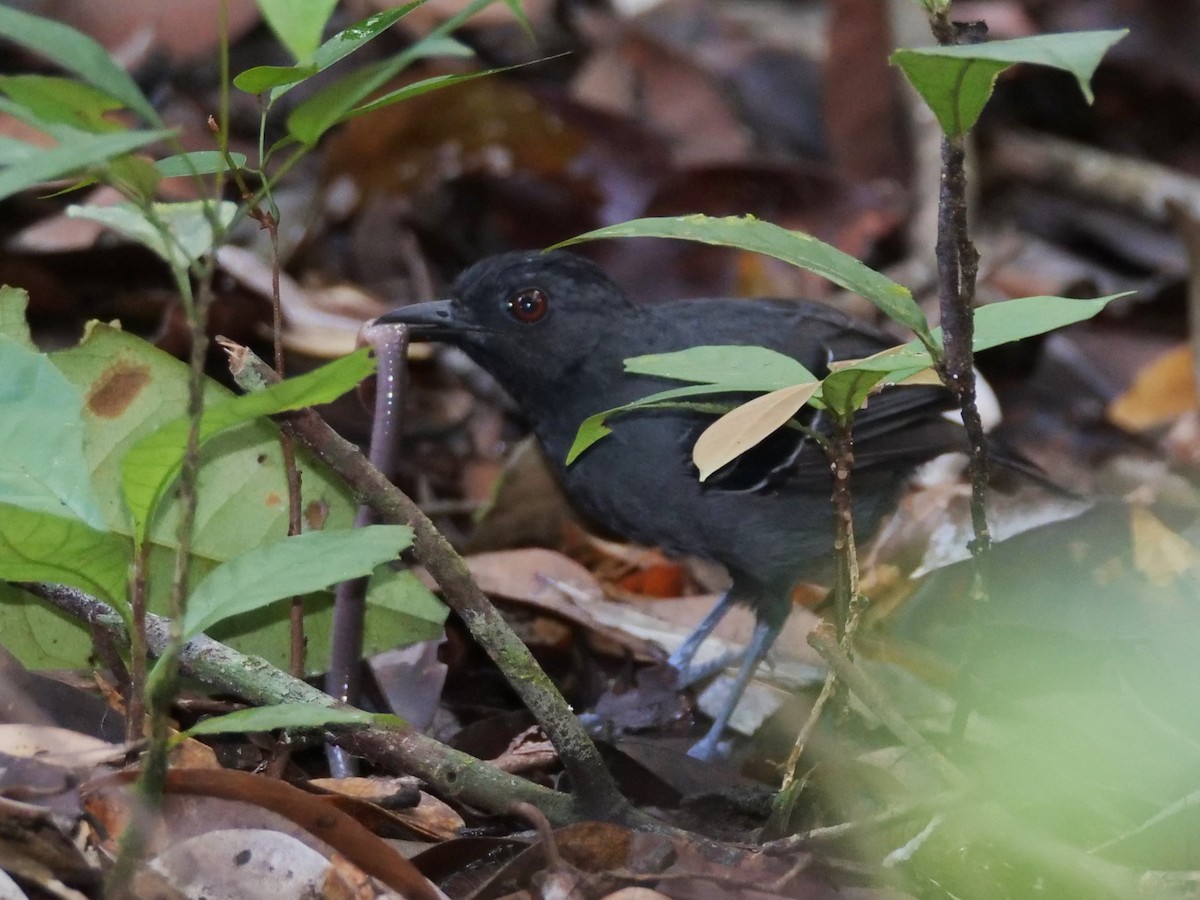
[686,618,781,761]
[667,591,737,683]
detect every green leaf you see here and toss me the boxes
[68,201,237,267]
[257,0,338,61]
[284,0,501,146]
[252,3,424,100]
[818,367,892,420]
[121,349,375,543]
[567,384,750,464]
[0,5,161,126]
[0,286,35,350]
[0,336,107,529]
[155,151,249,178]
[626,345,816,389]
[182,703,394,739]
[234,64,319,94]
[351,67,517,118]
[0,503,130,604]
[182,525,414,639]
[0,128,171,202]
[554,215,932,339]
[968,293,1127,350]
[891,30,1127,136]
[0,320,437,673]
[693,382,820,481]
[0,75,123,132]
[0,136,40,166]
[106,155,162,203]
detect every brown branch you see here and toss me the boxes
[222,343,632,823]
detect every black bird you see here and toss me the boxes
[379,250,966,759]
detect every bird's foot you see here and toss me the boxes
[672,648,745,690]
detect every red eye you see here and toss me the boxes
[507,288,549,323]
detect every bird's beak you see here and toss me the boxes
[372,299,460,339]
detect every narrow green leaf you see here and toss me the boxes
[285,0,503,145]
[821,293,1130,384]
[257,0,338,61]
[0,75,123,132]
[693,382,819,481]
[891,30,1127,136]
[350,67,518,118]
[0,5,160,126]
[182,525,414,638]
[286,57,398,147]
[234,64,318,94]
[155,151,249,178]
[121,349,375,542]
[182,703,394,739]
[625,345,816,389]
[0,336,108,529]
[968,293,1127,350]
[554,215,932,338]
[68,201,237,268]
[0,128,171,202]
[263,2,424,100]
[566,383,762,464]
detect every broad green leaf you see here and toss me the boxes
[0,285,35,348]
[0,75,123,132]
[0,5,160,126]
[257,0,338,61]
[182,703,393,739]
[625,345,816,389]
[121,348,375,542]
[891,30,1127,136]
[0,322,439,673]
[68,200,237,267]
[0,503,129,604]
[693,382,819,481]
[0,583,97,670]
[155,151,249,178]
[182,525,414,638]
[0,336,107,529]
[0,321,441,672]
[0,128,171,202]
[555,215,932,338]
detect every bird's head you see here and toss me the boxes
[375,250,638,395]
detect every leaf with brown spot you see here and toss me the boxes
[85,359,151,419]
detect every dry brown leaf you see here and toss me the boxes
[693,382,819,481]
[1108,344,1198,431]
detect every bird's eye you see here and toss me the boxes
[506,288,549,324]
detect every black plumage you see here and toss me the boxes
[380,250,965,758]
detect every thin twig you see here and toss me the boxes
[222,343,632,823]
